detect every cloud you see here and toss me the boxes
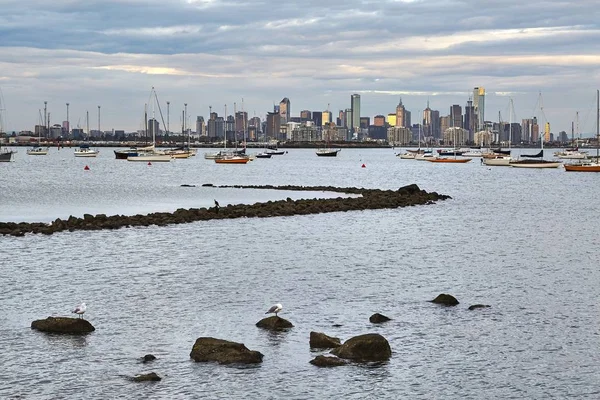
[0,0,598,133]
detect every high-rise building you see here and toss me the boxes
[300,110,311,120]
[464,99,476,142]
[395,98,405,127]
[531,117,539,143]
[279,98,290,124]
[345,108,353,137]
[440,115,451,139]
[450,105,462,129]
[249,116,261,130]
[266,112,280,140]
[521,118,533,142]
[431,110,440,139]
[235,111,248,136]
[473,87,485,131]
[360,117,370,129]
[404,110,411,128]
[373,115,386,127]
[312,111,322,127]
[544,122,551,142]
[196,116,206,136]
[387,113,397,127]
[322,110,332,126]
[351,94,360,133]
[148,118,160,139]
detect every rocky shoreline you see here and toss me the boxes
[0,183,450,237]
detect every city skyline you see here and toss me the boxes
[0,0,599,134]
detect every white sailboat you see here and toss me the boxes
[483,104,514,166]
[128,90,173,162]
[27,105,49,155]
[74,111,99,157]
[0,89,16,162]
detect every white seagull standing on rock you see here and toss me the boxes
[72,302,86,319]
[266,303,283,317]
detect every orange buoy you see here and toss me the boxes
[147,162,152,166]
[361,163,366,168]
[84,165,90,170]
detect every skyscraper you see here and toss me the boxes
[395,98,405,127]
[266,112,280,140]
[322,110,332,126]
[464,99,475,142]
[351,94,360,133]
[450,105,462,129]
[300,110,311,120]
[279,98,290,124]
[473,87,485,131]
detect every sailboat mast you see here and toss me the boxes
[86,111,89,140]
[144,104,148,145]
[597,89,599,159]
[509,98,513,149]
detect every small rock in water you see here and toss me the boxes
[309,355,347,367]
[31,317,95,335]
[132,372,161,382]
[201,183,214,187]
[468,304,491,310]
[310,331,341,349]
[190,337,263,364]
[430,293,460,306]
[369,313,391,323]
[256,316,294,331]
[331,333,392,362]
[142,354,156,363]
[180,184,196,187]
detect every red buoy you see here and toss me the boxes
[147,162,152,166]
[361,163,366,168]
[84,165,90,171]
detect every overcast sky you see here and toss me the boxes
[1,0,599,134]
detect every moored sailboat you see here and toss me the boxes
[564,89,600,172]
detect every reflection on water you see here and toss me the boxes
[1,148,599,398]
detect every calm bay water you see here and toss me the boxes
[1,147,599,399]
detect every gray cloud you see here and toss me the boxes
[0,0,598,133]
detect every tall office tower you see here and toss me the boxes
[423,101,432,136]
[312,111,322,127]
[322,110,332,125]
[450,105,462,129]
[345,108,353,134]
[351,94,360,133]
[196,116,206,136]
[266,112,280,140]
[431,110,440,139]
[249,116,261,131]
[300,110,311,120]
[235,111,248,135]
[279,98,290,124]
[373,115,386,127]
[531,117,539,143]
[473,87,485,130]
[404,111,411,128]
[544,122,551,142]
[464,99,476,142]
[521,118,532,142]
[148,118,160,139]
[62,121,69,136]
[440,115,451,137]
[395,98,405,127]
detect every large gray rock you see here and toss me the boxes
[255,316,293,331]
[430,293,459,306]
[190,337,263,365]
[309,332,341,349]
[31,317,95,334]
[330,333,391,362]
[309,355,347,367]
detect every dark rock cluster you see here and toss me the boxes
[1,184,450,236]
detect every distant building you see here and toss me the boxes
[387,126,412,145]
[300,110,311,120]
[351,94,360,133]
[373,115,386,127]
[266,112,280,140]
[360,117,370,129]
[196,116,206,137]
[473,87,485,131]
[387,113,396,127]
[345,109,353,138]
[368,125,387,140]
[464,99,476,142]
[443,127,469,146]
[291,123,319,142]
[395,98,406,127]
[440,115,451,137]
[322,110,332,126]
[544,122,551,142]
[312,111,322,127]
[450,105,462,129]
[279,98,290,124]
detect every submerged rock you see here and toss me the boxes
[132,372,161,382]
[309,332,341,349]
[468,304,491,310]
[431,294,460,306]
[142,354,156,363]
[330,333,391,362]
[369,313,391,323]
[31,317,95,334]
[256,316,294,331]
[190,337,263,364]
[309,355,347,367]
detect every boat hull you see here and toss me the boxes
[0,150,15,162]
[214,158,249,164]
[27,149,49,156]
[426,158,471,163]
[509,161,561,168]
[316,149,340,157]
[564,164,600,172]
[74,151,99,157]
[127,154,173,162]
[483,157,511,166]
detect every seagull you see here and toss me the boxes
[72,302,86,319]
[265,303,283,317]
[214,199,220,208]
